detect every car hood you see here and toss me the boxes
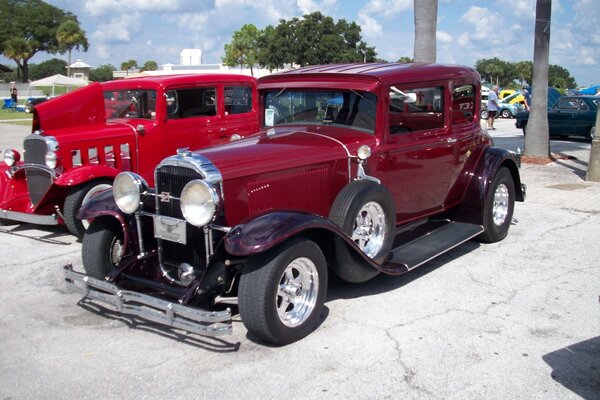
[196,126,378,180]
[34,83,106,132]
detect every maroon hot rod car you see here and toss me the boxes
[65,63,526,345]
[0,74,258,237]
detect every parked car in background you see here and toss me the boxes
[0,74,258,237]
[65,63,526,346]
[515,95,599,140]
[480,91,525,119]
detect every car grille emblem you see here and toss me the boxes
[160,192,171,202]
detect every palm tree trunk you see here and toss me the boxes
[413,0,438,63]
[67,49,72,77]
[524,0,551,157]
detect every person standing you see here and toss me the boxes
[487,85,499,130]
[9,82,18,105]
[523,87,531,110]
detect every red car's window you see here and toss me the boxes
[104,90,156,119]
[165,87,217,119]
[264,89,377,134]
[225,86,253,115]
[389,85,444,133]
[452,84,476,125]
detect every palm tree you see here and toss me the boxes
[120,60,138,76]
[56,19,89,77]
[3,37,34,81]
[413,0,438,63]
[524,0,551,158]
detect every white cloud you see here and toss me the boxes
[92,14,140,44]
[358,12,383,38]
[84,0,184,17]
[437,30,452,44]
[360,0,411,18]
[297,0,337,14]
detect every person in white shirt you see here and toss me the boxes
[487,85,499,130]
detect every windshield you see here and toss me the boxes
[263,89,377,133]
[104,89,157,120]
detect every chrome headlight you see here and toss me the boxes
[45,151,57,168]
[180,179,219,227]
[357,145,371,160]
[43,136,59,168]
[113,172,148,214]
[4,149,20,167]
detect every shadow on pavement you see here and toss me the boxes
[0,222,73,244]
[542,336,600,400]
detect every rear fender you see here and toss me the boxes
[454,147,524,225]
[223,211,407,275]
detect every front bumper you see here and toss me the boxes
[63,265,232,337]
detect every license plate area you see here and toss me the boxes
[153,215,187,245]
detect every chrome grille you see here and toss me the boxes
[155,164,206,271]
[23,135,52,206]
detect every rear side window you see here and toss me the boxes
[165,87,217,119]
[104,89,156,119]
[389,85,444,133]
[452,85,476,125]
[225,86,253,114]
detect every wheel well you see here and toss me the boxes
[501,160,525,201]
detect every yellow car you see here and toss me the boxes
[499,89,525,106]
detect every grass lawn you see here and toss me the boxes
[0,105,33,124]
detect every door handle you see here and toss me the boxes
[447,138,457,143]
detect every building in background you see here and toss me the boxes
[68,59,93,82]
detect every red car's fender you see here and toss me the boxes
[53,165,121,187]
[223,210,410,275]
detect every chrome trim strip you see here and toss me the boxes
[0,209,59,225]
[303,131,352,157]
[8,163,57,179]
[64,265,232,337]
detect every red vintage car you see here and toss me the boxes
[0,74,258,237]
[65,63,526,345]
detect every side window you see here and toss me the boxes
[556,98,577,111]
[578,100,589,111]
[225,86,253,114]
[452,84,476,125]
[389,85,444,133]
[166,87,217,119]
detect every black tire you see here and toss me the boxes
[82,217,125,279]
[587,126,596,142]
[63,180,112,239]
[522,123,527,135]
[501,109,511,118]
[480,110,489,120]
[238,237,327,346]
[328,180,395,283]
[478,167,515,243]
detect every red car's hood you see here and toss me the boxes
[33,83,106,132]
[197,126,378,180]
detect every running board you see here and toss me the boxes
[382,221,483,274]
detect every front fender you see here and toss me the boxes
[77,187,122,221]
[223,211,408,275]
[54,165,120,187]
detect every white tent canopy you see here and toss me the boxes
[28,74,87,96]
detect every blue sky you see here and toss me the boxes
[6,0,600,86]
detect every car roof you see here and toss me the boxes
[259,63,480,88]
[101,73,256,89]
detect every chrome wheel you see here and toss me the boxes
[109,235,124,265]
[276,257,319,328]
[492,183,509,226]
[352,201,386,258]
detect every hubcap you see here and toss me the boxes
[352,201,386,258]
[492,183,509,226]
[276,257,319,327]
[591,126,596,140]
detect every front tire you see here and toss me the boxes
[238,237,327,346]
[63,180,112,239]
[82,217,125,279]
[501,109,511,118]
[587,126,596,141]
[478,167,515,243]
[481,110,489,120]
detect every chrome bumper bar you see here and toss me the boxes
[63,265,232,337]
[0,208,59,225]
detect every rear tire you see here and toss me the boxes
[587,126,596,141]
[64,180,112,239]
[501,109,511,118]
[82,217,125,279]
[478,167,515,243]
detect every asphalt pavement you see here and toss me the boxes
[0,119,599,400]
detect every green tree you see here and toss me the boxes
[413,0,438,62]
[29,58,67,80]
[120,59,138,76]
[524,0,552,158]
[141,60,158,71]
[0,0,78,82]
[89,64,115,82]
[222,24,260,75]
[514,61,532,87]
[548,64,576,89]
[56,17,88,77]
[397,57,414,63]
